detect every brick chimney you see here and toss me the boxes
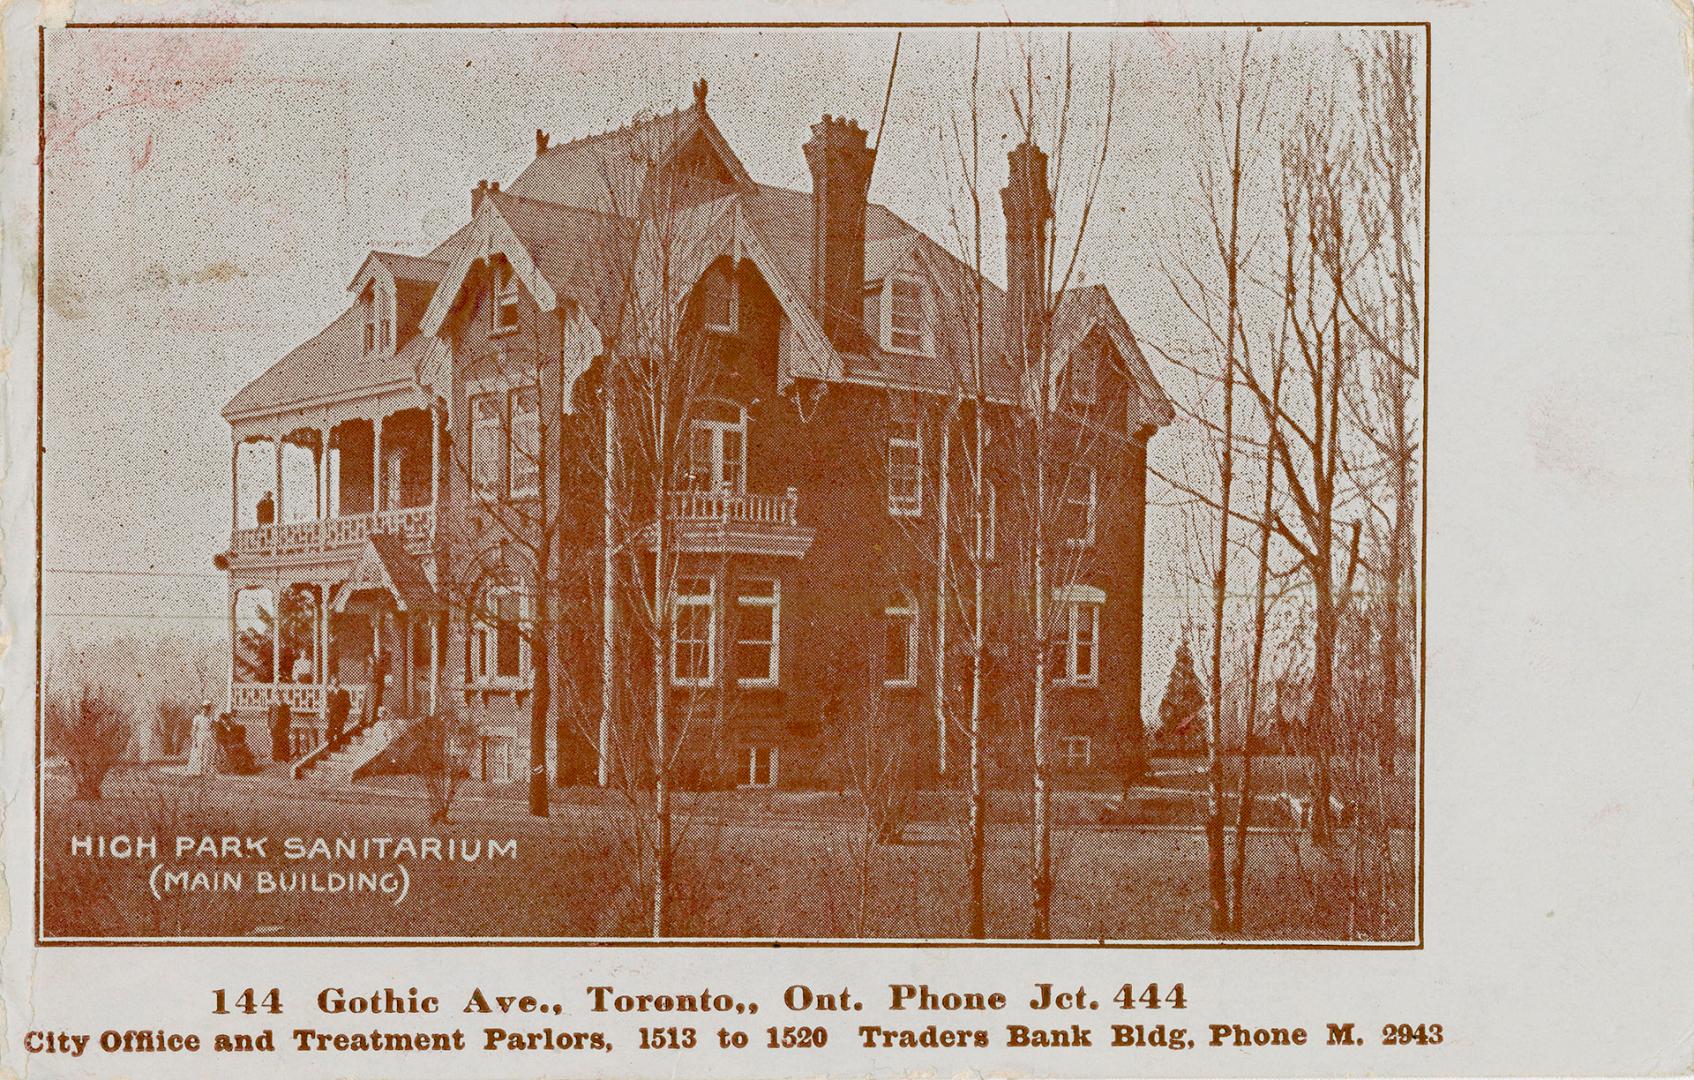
[803,115,876,350]
[471,180,501,217]
[1001,141,1052,368]
[535,129,551,156]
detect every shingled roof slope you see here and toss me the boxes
[224,224,472,419]
[486,190,638,327]
[505,101,752,213]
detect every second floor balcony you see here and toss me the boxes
[231,504,435,561]
[646,486,815,558]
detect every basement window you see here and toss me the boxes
[746,746,778,788]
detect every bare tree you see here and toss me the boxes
[593,113,737,937]
[998,33,1126,938]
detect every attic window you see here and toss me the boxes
[698,264,738,334]
[1067,342,1099,406]
[492,259,520,334]
[881,275,932,356]
[362,288,378,355]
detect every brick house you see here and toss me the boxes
[218,81,1173,789]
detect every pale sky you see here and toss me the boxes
[41,25,1389,716]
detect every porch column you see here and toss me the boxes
[429,614,441,715]
[400,610,414,715]
[373,415,384,514]
[319,426,330,519]
[230,437,240,536]
[430,407,441,512]
[272,434,284,526]
[935,418,950,776]
[316,587,328,683]
[271,581,283,686]
[226,580,237,703]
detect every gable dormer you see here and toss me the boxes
[349,251,449,358]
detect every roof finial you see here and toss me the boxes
[693,77,708,109]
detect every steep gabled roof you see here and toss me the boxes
[1051,284,1176,428]
[505,100,753,213]
[488,191,637,328]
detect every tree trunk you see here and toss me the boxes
[652,477,671,938]
[1309,582,1337,846]
[1031,448,1052,940]
[968,400,988,939]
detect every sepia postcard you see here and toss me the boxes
[3,1,1691,1076]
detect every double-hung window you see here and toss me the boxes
[1062,465,1098,547]
[470,393,501,499]
[883,588,919,688]
[1057,591,1101,687]
[670,577,716,687]
[882,275,932,355]
[734,578,779,687]
[492,259,521,333]
[362,291,378,355]
[1059,735,1093,768]
[1066,344,1098,406]
[508,386,540,499]
[470,586,531,686]
[887,422,923,517]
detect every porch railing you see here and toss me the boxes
[231,505,434,559]
[667,487,799,526]
[230,681,368,719]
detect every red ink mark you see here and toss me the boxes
[131,131,154,173]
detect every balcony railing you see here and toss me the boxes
[230,681,368,718]
[231,505,434,559]
[651,486,813,558]
[668,487,799,526]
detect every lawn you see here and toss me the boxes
[40,765,1415,942]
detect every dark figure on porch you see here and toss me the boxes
[267,692,292,762]
[326,675,351,749]
[367,652,389,726]
[215,711,257,774]
[256,490,276,526]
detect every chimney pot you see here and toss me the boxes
[471,179,489,216]
[693,78,708,108]
[535,129,550,155]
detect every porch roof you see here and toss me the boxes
[332,534,441,614]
